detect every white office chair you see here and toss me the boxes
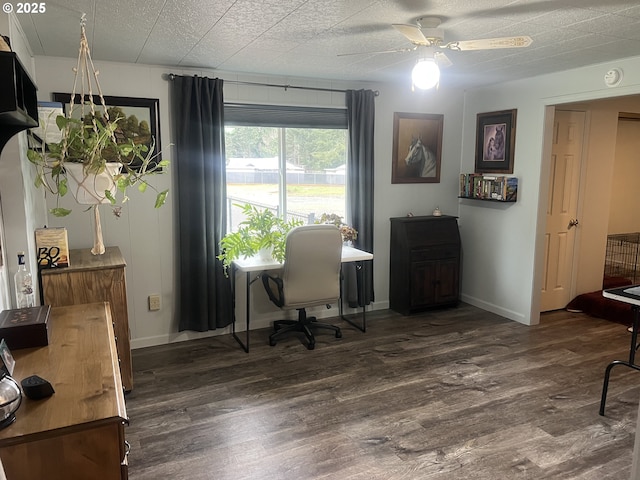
[262,224,343,350]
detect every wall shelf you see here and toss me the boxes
[459,173,518,202]
[458,196,517,203]
[0,51,38,153]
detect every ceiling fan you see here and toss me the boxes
[340,17,533,89]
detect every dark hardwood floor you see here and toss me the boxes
[126,304,639,479]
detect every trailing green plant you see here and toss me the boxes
[218,203,303,274]
[26,112,169,217]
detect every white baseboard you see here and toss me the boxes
[131,301,389,350]
[460,293,528,325]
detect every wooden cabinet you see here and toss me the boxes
[40,246,133,391]
[0,303,129,479]
[389,215,461,315]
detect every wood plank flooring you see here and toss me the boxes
[126,304,639,479]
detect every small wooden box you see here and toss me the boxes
[0,305,51,349]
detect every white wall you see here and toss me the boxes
[32,57,175,347]
[461,56,640,325]
[574,108,619,295]
[371,83,464,317]
[0,13,47,308]
[31,56,465,348]
[609,118,640,234]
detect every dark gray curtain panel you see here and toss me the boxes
[346,89,375,306]
[170,75,233,331]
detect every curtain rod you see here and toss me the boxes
[164,73,379,96]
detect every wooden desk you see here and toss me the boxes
[231,246,374,352]
[0,303,129,479]
[40,246,133,391]
[600,285,640,415]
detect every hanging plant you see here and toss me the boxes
[25,15,169,254]
[28,113,168,216]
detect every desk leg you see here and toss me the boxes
[340,261,367,333]
[631,307,639,366]
[231,269,251,353]
[600,305,640,415]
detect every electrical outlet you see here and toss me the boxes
[148,294,161,311]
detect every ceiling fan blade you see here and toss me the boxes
[434,51,452,68]
[446,35,532,51]
[392,24,430,46]
[337,46,415,57]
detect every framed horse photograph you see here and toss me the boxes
[392,112,443,184]
[475,109,517,174]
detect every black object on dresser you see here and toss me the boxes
[389,215,461,315]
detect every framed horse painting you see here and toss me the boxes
[392,112,443,184]
[475,109,517,174]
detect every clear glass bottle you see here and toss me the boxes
[14,251,35,309]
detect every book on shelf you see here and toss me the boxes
[35,227,70,269]
[504,177,518,201]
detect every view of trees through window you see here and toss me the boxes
[225,126,347,231]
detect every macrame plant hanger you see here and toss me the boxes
[65,13,120,255]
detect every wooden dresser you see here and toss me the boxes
[0,302,129,479]
[389,215,461,315]
[40,246,133,391]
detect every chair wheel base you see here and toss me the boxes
[269,309,341,350]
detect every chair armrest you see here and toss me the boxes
[262,272,284,308]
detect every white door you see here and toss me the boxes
[540,110,585,311]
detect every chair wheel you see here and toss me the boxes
[336,331,342,338]
[269,338,277,346]
[307,342,315,350]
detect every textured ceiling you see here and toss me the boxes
[14,0,640,88]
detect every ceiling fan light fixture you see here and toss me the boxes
[412,58,440,90]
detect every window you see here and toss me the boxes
[224,104,348,232]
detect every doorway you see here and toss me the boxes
[540,110,586,312]
[539,95,640,313]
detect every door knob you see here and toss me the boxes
[568,219,579,229]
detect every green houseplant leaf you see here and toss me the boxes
[218,203,303,275]
[28,110,169,217]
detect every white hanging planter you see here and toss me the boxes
[65,162,122,205]
[64,162,122,256]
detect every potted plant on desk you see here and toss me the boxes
[315,213,358,245]
[218,203,302,275]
